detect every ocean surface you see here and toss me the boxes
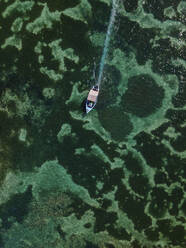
[0,0,186,247]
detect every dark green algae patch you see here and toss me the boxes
[0,0,186,248]
[0,186,32,229]
[122,74,164,118]
[98,106,133,141]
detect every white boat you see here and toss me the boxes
[86,85,99,113]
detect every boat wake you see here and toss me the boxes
[97,0,119,87]
[85,0,119,114]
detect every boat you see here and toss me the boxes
[86,85,99,113]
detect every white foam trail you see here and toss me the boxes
[97,0,118,87]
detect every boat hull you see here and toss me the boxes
[86,101,97,113]
[85,85,99,114]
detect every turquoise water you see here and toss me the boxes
[0,0,186,247]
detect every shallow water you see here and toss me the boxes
[0,0,186,247]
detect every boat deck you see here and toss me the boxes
[87,89,99,102]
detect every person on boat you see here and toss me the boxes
[93,85,98,91]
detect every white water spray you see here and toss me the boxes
[97,0,118,87]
